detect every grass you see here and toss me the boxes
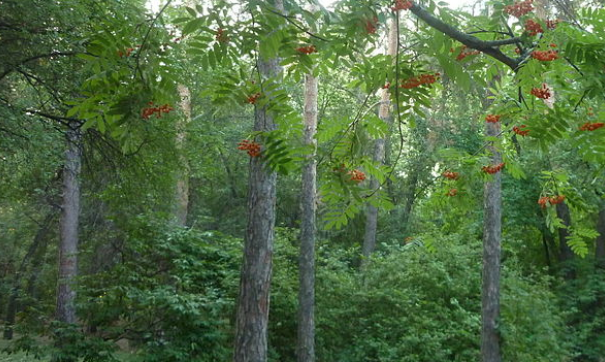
[0,338,137,362]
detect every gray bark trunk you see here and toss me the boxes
[174,84,191,226]
[596,208,605,268]
[233,2,283,361]
[481,120,502,362]
[56,123,81,326]
[362,15,398,260]
[297,56,318,362]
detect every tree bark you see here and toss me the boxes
[174,84,191,226]
[233,2,283,361]
[556,202,575,279]
[596,207,605,268]
[4,212,55,339]
[56,123,81,326]
[362,14,398,260]
[481,120,502,362]
[297,39,318,362]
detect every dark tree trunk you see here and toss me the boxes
[481,120,502,362]
[556,202,575,279]
[362,15,398,260]
[4,212,55,339]
[56,123,81,325]
[297,58,318,362]
[596,208,605,268]
[233,2,283,361]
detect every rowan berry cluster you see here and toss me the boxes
[532,50,558,61]
[141,102,174,120]
[400,73,440,89]
[546,19,559,29]
[456,46,481,60]
[579,122,605,131]
[442,170,459,180]
[485,114,501,123]
[246,93,261,104]
[216,28,229,43]
[296,45,317,54]
[513,125,530,136]
[348,169,366,183]
[447,189,458,197]
[118,48,135,58]
[365,17,379,34]
[391,0,413,11]
[238,140,261,157]
[482,163,505,174]
[504,0,534,18]
[530,84,551,99]
[538,194,565,208]
[525,19,544,36]
[382,82,391,89]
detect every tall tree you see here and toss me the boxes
[174,84,191,226]
[362,14,398,260]
[297,9,319,361]
[233,1,284,361]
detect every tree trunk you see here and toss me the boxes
[481,120,502,362]
[4,212,55,339]
[174,84,191,226]
[297,45,318,362]
[233,2,283,361]
[596,207,605,268]
[56,123,81,326]
[361,14,398,260]
[556,202,575,279]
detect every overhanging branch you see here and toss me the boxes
[408,4,524,70]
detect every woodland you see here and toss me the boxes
[1,0,605,361]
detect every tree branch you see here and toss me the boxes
[408,4,523,70]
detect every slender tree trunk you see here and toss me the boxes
[233,2,283,361]
[297,42,318,362]
[174,84,191,226]
[362,14,398,260]
[596,207,605,268]
[556,202,575,279]
[4,212,55,339]
[481,120,502,362]
[56,123,81,326]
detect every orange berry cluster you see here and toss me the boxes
[365,18,378,34]
[296,45,317,54]
[531,84,551,99]
[532,50,558,61]
[382,82,391,89]
[238,140,261,157]
[141,102,174,120]
[525,19,544,36]
[348,169,366,183]
[546,19,559,29]
[391,0,413,11]
[482,162,505,174]
[442,170,460,180]
[246,92,261,104]
[513,125,530,136]
[447,188,458,197]
[485,114,501,123]
[400,73,440,89]
[118,47,135,58]
[216,28,229,43]
[579,122,605,131]
[456,46,481,60]
[505,0,534,18]
[538,194,565,209]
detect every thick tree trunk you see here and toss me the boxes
[56,123,81,326]
[4,212,54,339]
[481,120,502,362]
[174,84,191,226]
[233,2,283,361]
[362,15,398,260]
[297,55,318,362]
[596,207,605,268]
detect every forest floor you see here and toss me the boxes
[0,339,136,361]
